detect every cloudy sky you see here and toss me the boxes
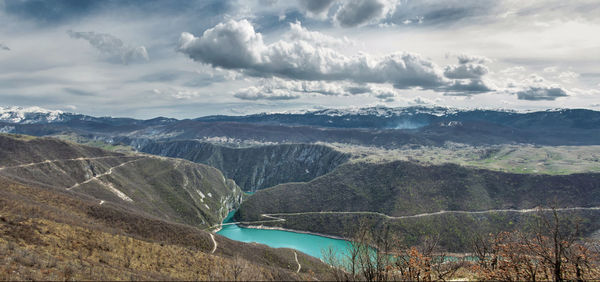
[1,0,599,118]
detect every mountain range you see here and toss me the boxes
[3,106,600,147]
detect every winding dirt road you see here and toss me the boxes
[0,155,138,171]
[67,158,143,191]
[264,206,600,220]
[210,233,217,254]
[214,206,600,229]
[293,251,301,273]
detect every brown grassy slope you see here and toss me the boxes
[0,177,329,280]
[0,134,243,228]
[0,134,120,167]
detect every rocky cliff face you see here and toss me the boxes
[138,141,350,191]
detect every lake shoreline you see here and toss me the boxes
[217,221,474,262]
[216,210,352,259]
[236,224,350,241]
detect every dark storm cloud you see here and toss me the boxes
[516,86,568,101]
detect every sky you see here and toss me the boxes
[0,0,599,119]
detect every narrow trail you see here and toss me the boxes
[66,158,143,191]
[0,155,137,171]
[213,206,600,229]
[293,251,301,273]
[264,206,600,220]
[209,233,217,254]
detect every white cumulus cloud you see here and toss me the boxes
[284,21,353,48]
[179,19,448,90]
[500,73,570,101]
[443,54,493,94]
[233,85,301,100]
[444,64,488,79]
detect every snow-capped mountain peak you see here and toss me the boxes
[0,106,66,124]
[307,106,459,117]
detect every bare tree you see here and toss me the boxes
[323,219,403,281]
[230,254,247,281]
[471,232,496,272]
[528,207,580,281]
[471,206,600,281]
[322,246,347,281]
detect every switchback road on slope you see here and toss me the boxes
[0,155,139,171]
[66,158,144,191]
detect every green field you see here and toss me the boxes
[329,142,600,175]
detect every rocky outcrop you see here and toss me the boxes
[139,141,350,191]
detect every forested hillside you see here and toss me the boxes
[236,160,600,250]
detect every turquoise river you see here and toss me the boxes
[216,211,351,260]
